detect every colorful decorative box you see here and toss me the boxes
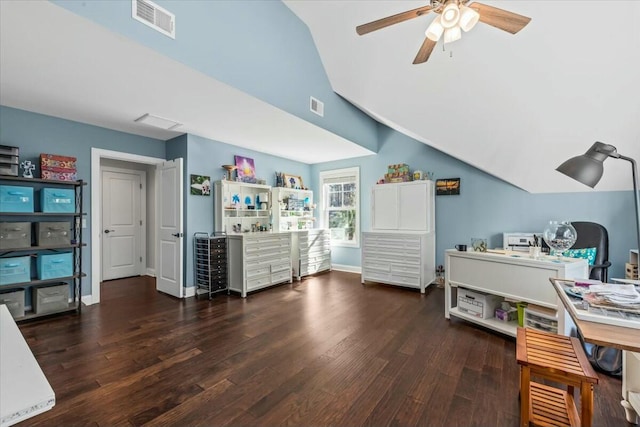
[37,252,73,280]
[0,185,34,213]
[40,153,77,181]
[0,255,31,285]
[40,188,75,213]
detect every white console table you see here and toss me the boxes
[444,249,588,337]
[0,304,55,427]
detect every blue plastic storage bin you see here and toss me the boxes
[40,188,75,213]
[37,252,73,280]
[0,255,31,285]
[0,185,34,213]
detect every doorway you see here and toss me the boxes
[90,148,164,305]
[101,166,145,281]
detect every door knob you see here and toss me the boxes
[104,229,115,234]
[172,232,183,238]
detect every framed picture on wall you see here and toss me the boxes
[234,155,257,183]
[283,174,303,189]
[190,174,211,196]
[436,178,460,196]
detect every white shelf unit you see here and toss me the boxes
[214,180,271,234]
[361,231,436,293]
[227,232,292,298]
[291,229,331,280]
[271,187,315,232]
[444,249,589,337]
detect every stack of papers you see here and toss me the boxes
[586,284,640,308]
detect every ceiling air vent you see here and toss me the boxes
[310,96,324,117]
[132,0,175,39]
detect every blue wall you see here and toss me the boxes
[3,0,637,297]
[0,106,166,295]
[182,133,311,287]
[52,0,379,153]
[312,125,636,279]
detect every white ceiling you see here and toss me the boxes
[284,0,640,193]
[1,1,639,193]
[0,1,374,165]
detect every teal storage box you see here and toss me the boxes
[37,252,73,280]
[40,188,75,213]
[0,185,34,213]
[0,255,31,285]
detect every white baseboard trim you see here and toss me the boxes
[82,294,95,306]
[330,264,362,274]
[146,268,156,277]
[185,286,196,298]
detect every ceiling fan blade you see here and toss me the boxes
[467,2,531,34]
[356,6,433,35]
[413,37,437,64]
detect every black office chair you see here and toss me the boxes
[570,221,620,377]
[570,221,612,282]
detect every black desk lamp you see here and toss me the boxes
[556,141,640,254]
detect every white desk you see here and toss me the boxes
[444,249,588,337]
[0,305,55,427]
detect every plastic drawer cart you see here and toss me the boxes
[193,232,228,299]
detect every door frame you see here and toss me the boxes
[90,148,164,305]
[100,166,146,281]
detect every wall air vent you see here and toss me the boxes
[310,96,324,117]
[132,0,175,39]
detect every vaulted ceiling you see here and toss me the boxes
[1,1,638,194]
[284,1,640,193]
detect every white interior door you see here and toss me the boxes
[101,169,143,280]
[156,159,184,298]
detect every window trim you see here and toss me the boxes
[319,167,360,248]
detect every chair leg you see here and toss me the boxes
[580,383,594,427]
[520,366,531,427]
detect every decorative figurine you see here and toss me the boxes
[20,160,35,178]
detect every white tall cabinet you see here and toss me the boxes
[371,180,434,232]
[362,180,436,293]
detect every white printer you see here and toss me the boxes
[503,232,541,252]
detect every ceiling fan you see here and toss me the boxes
[356,0,531,64]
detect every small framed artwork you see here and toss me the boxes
[190,174,211,196]
[436,178,461,196]
[234,155,257,183]
[284,174,303,189]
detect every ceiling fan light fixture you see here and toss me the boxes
[459,5,480,32]
[440,1,460,29]
[425,15,444,41]
[443,25,462,44]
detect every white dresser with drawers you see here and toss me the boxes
[227,232,292,297]
[291,229,331,280]
[361,231,436,293]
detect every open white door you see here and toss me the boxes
[156,158,184,298]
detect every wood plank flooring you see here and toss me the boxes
[16,272,624,426]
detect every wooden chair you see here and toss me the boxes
[516,327,599,427]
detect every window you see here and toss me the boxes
[319,167,359,247]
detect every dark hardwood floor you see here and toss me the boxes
[17,272,625,426]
